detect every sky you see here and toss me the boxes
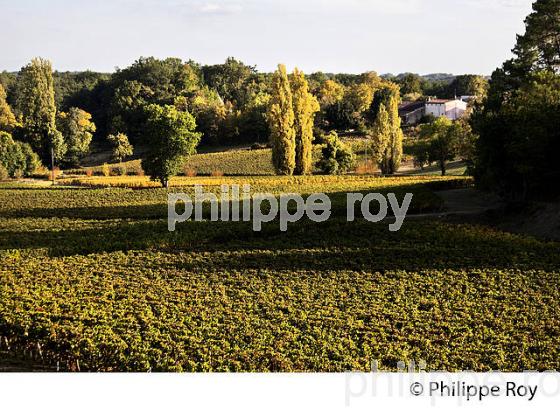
[0,0,535,75]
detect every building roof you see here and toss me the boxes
[398,101,425,114]
[426,99,450,104]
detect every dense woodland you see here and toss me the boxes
[0,0,558,199]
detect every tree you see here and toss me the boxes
[291,68,319,175]
[0,84,18,132]
[140,104,201,187]
[238,91,270,143]
[420,117,458,176]
[107,133,133,162]
[397,73,423,95]
[15,58,65,165]
[202,57,257,108]
[183,87,228,145]
[370,104,391,165]
[317,131,354,175]
[446,75,489,102]
[0,131,40,177]
[267,64,296,175]
[513,0,560,72]
[317,79,345,108]
[369,84,403,174]
[472,0,560,199]
[106,58,202,143]
[57,108,96,166]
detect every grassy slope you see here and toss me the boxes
[1,176,559,371]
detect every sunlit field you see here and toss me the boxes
[1,176,558,371]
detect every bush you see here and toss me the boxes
[111,165,127,176]
[32,165,50,180]
[317,131,354,175]
[0,164,8,180]
[0,131,41,177]
[101,163,110,177]
[183,166,197,177]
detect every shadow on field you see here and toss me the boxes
[2,217,559,271]
[0,183,450,219]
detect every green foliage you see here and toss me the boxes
[369,84,403,174]
[106,58,201,143]
[325,72,383,131]
[0,84,19,132]
[0,178,558,371]
[107,133,133,163]
[267,64,296,175]
[15,58,66,164]
[201,57,258,108]
[53,71,110,110]
[183,87,230,145]
[0,131,40,177]
[237,92,271,144]
[57,107,96,166]
[512,0,560,72]
[140,104,201,187]
[473,0,560,199]
[370,104,391,165]
[397,73,423,95]
[446,75,488,101]
[420,117,458,176]
[291,68,319,175]
[0,164,7,180]
[317,131,354,174]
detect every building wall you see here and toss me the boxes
[425,103,446,118]
[425,100,468,121]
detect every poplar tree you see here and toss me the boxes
[15,58,65,165]
[384,86,403,174]
[291,68,319,175]
[370,104,390,165]
[369,84,403,174]
[267,64,296,175]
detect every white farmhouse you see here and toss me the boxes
[425,98,468,121]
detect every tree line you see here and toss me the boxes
[0,0,557,198]
[0,56,425,183]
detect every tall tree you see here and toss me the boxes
[291,68,319,175]
[370,104,391,166]
[140,104,201,187]
[15,58,65,164]
[267,64,296,175]
[513,0,560,72]
[370,84,403,174]
[0,84,18,132]
[473,0,560,199]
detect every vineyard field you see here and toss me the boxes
[0,176,559,372]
